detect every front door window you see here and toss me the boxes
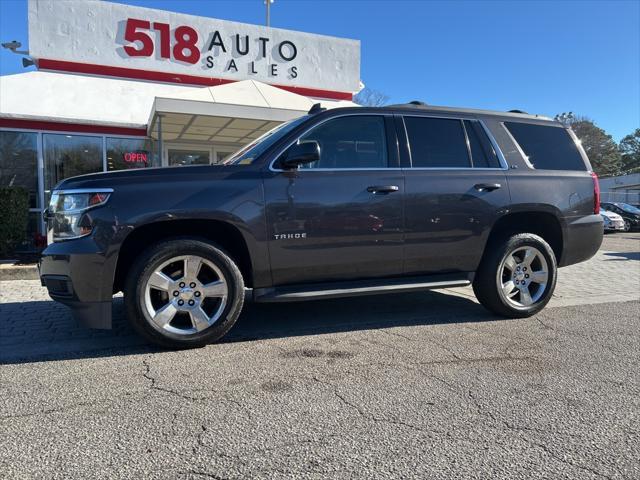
[295,115,389,169]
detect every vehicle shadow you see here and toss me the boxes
[229,290,487,343]
[603,251,640,261]
[0,289,498,365]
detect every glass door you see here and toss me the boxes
[214,149,236,164]
[42,133,103,202]
[165,144,213,166]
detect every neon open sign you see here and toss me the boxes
[124,152,149,164]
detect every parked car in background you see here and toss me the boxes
[600,202,640,232]
[600,208,625,232]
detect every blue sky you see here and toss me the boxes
[1,0,638,140]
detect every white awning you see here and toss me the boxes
[148,79,356,143]
[0,72,357,139]
[0,71,196,128]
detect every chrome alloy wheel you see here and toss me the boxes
[496,246,549,308]
[143,255,228,335]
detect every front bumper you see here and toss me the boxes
[39,236,115,329]
[604,221,625,231]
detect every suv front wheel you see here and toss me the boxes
[124,238,245,349]
[473,233,557,318]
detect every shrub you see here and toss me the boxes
[0,186,29,257]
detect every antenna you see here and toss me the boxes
[265,0,274,27]
[308,103,326,115]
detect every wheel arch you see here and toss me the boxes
[113,218,255,293]
[484,210,565,264]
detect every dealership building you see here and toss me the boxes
[0,0,360,247]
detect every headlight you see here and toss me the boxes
[47,189,112,242]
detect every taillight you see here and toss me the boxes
[591,172,600,214]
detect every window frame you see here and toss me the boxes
[397,114,508,171]
[268,113,401,172]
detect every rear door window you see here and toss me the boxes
[504,122,586,171]
[404,117,470,168]
[463,120,501,168]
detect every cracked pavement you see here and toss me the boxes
[0,233,639,479]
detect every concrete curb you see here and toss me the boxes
[0,264,39,281]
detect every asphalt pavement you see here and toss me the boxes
[1,233,639,479]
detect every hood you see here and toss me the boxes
[54,164,253,191]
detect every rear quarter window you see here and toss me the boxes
[504,122,587,171]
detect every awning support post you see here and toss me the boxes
[157,114,163,167]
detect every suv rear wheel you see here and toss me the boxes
[473,233,557,318]
[124,238,244,349]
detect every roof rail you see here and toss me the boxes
[385,100,429,108]
[508,109,528,114]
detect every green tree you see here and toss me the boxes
[618,128,640,174]
[554,113,622,177]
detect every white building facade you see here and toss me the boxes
[599,173,640,204]
[0,0,361,247]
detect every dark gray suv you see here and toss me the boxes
[40,103,603,348]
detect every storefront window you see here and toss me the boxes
[43,134,103,200]
[168,148,211,166]
[0,130,39,208]
[215,150,235,164]
[106,137,156,170]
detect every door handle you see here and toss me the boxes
[367,185,399,194]
[474,183,501,192]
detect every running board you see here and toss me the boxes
[251,274,472,303]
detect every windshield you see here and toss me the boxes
[614,203,640,214]
[224,116,308,165]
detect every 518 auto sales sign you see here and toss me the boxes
[27,0,360,99]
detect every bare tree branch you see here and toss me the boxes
[354,88,389,107]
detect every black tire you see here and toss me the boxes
[124,238,244,349]
[623,219,631,232]
[473,233,557,318]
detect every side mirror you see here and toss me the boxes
[281,141,320,169]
